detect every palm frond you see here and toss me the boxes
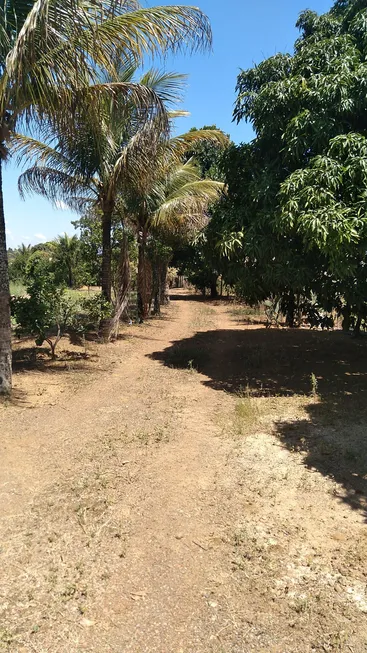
[6,3,211,118]
[18,165,98,212]
[153,174,224,228]
[168,128,230,160]
[138,69,187,107]
[10,132,73,170]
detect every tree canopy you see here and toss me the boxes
[206,0,367,328]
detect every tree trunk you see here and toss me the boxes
[210,275,218,299]
[286,293,296,328]
[152,262,161,316]
[109,234,131,340]
[101,209,112,302]
[46,325,61,360]
[0,158,12,394]
[342,303,351,332]
[353,314,362,337]
[160,263,170,306]
[137,227,151,323]
[153,259,170,316]
[99,207,113,340]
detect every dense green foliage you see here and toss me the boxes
[11,252,76,358]
[10,240,116,355]
[9,0,367,361]
[193,0,367,330]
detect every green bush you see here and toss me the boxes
[70,293,113,335]
[11,256,78,358]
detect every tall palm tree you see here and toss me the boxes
[16,70,189,304]
[0,1,212,393]
[18,117,226,320]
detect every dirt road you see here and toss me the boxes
[1,294,367,652]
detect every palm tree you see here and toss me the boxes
[8,243,32,282]
[52,233,80,288]
[0,1,212,392]
[123,154,225,320]
[16,70,189,304]
[18,119,226,323]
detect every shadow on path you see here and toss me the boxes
[149,327,367,519]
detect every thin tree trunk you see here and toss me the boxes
[109,234,131,340]
[152,262,161,316]
[99,208,113,340]
[160,263,169,306]
[137,227,151,323]
[0,158,12,394]
[46,325,61,360]
[210,275,218,299]
[68,266,73,289]
[353,314,362,337]
[286,292,296,328]
[101,209,112,302]
[342,303,351,332]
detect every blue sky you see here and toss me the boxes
[5,0,332,248]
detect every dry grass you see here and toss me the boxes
[0,455,131,650]
[2,294,367,652]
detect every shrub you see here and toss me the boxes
[11,258,78,359]
[70,294,113,335]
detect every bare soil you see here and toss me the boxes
[1,291,367,652]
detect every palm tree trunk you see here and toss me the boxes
[99,207,113,340]
[137,227,151,323]
[152,262,161,316]
[0,158,12,394]
[160,263,169,306]
[353,313,362,337]
[101,209,112,302]
[109,234,131,339]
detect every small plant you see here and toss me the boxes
[264,297,281,328]
[187,359,197,373]
[310,372,319,397]
[291,597,310,614]
[232,388,259,437]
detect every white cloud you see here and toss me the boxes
[22,236,31,241]
[5,228,14,241]
[34,233,46,242]
[55,200,68,211]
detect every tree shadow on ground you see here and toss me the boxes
[169,292,233,304]
[149,327,367,519]
[169,293,206,302]
[12,347,95,374]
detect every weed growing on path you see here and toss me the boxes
[310,372,319,397]
[231,388,260,437]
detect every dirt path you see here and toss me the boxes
[1,294,367,652]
